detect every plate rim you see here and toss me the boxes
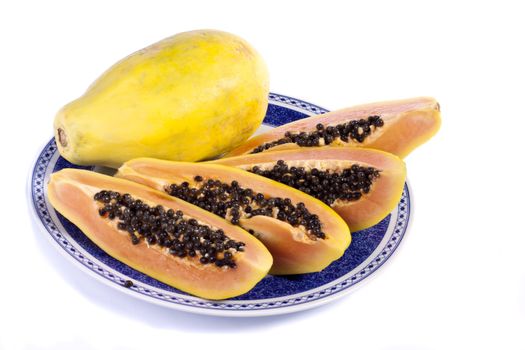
[28,93,413,317]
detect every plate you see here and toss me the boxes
[29,93,412,317]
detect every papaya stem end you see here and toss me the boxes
[57,128,68,147]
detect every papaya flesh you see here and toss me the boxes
[225,97,440,158]
[116,159,351,275]
[47,169,273,300]
[54,30,269,168]
[211,147,406,232]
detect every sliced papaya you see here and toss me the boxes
[211,147,406,232]
[225,97,440,158]
[116,159,351,275]
[47,168,273,300]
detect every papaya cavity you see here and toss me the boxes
[247,160,381,206]
[251,115,385,153]
[93,190,245,268]
[165,177,326,240]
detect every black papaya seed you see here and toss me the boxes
[93,190,244,268]
[250,116,384,153]
[165,177,326,239]
[248,161,380,206]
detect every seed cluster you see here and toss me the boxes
[249,161,381,206]
[250,116,384,153]
[94,190,244,268]
[166,178,326,239]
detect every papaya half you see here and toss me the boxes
[116,159,351,275]
[225,97,441,158]
[47,169,273,300]
[211,147,406,231]
[54,30,269,168]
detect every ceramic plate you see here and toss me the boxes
[29,93,412,316]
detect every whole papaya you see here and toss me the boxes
[54,30,269,168]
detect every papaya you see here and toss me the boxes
[116,159,351,275]
[47,168,273,300]
[54,30,269,168]
[211,147,406,232]
[225,97,440,158]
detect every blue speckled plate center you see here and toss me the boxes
[30,93,411,315]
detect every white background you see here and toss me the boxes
[1,1,524,349]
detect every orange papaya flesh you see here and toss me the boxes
[47,168,273,300]
[211,147,406,232]
[116,159,351,275]
[225,97,440,158]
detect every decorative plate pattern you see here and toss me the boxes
[29,93,412,316]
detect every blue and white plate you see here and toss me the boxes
[29,93,412,316]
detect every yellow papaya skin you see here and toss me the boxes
[54,30,269,168]
[211,147,407,232]
[225,97,440,158]
[116,159,351,275]
[47,169,273,300]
